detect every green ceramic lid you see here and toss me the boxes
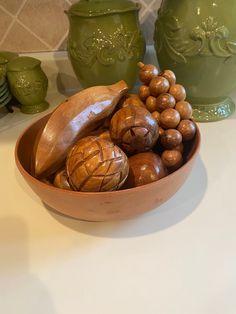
[0,51,18,65]
[66,0,141,17]
[7,56,41,72]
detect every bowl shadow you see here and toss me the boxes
[45,156,207,238]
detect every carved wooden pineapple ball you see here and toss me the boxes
[66,136,129,192]
[110,106,159,155]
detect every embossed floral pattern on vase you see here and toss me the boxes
[69,26,143,67]
[154,0,236,122]
[155,14,236,64]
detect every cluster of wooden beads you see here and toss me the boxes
[137,62,197,172]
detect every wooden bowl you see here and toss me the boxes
[15,114,201,222]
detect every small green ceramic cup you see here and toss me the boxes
[0,51,19,78]
[7,56,49,114]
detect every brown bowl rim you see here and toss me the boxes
[15,115,201,196]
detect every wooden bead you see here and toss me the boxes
[149,76,170,97]
[152,111,161,124]
[177,120,197,141]
[161,129,183,149]
[169,84,186,102]
[139,85,150,101]
[160,108,181,129]
[175,101,193,120]
[110,106,159,155]
[160,70,176,86]
[146,96,157,113]
[156,93,176,112]
[161,150,183,171]
[124,152,167,188]
[66,136,129,192]
[138,62,159,84]
[53,168,71,190]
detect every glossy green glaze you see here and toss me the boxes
[0,51,18,78]
[7,57,49,114]
[65,0,146,89]
[154,0,236,122]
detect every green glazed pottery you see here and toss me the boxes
[7,56,49,114]
[0,51,18,78]
[154,0,236,122]
[65,0,146,89]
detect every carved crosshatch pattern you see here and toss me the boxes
[0,0,162,53]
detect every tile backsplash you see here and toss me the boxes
[0,0,162,53]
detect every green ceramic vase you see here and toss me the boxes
[154,0,236,122]
[65,0,146,89]
[7,56,49,114]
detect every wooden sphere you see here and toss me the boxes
[175,101,193,119]
[177,120,197,141]
[152,111,161,124]
[160,70,176,86]
[161,150,183,171]
[161,129,183,149]
[121,94,146,109]
[66,136,129,192]
[169,84,186,102]
[146,96,157,113]
[160,108,181,129]
[53,168,71,190]
[139,85,150,101]
[110,106,159,155]
[124,152,167,188]
[156,93,176,112]
[138,62,159,84]
[149,76,170,97]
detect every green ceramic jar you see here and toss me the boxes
[65,0,146,89]
[0,51,18,78]
[154,0,236,122]
[7,56,49,114]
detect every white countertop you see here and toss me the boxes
[1,51,236,314]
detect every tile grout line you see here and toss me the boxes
[65,0,73,6]
[55,31,69,51]
[0,5,16,46]
[16,20,52,50]
[0,0,28,46]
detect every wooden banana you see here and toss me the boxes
[33,80,128,178]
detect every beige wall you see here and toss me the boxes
[0,0,161,53]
